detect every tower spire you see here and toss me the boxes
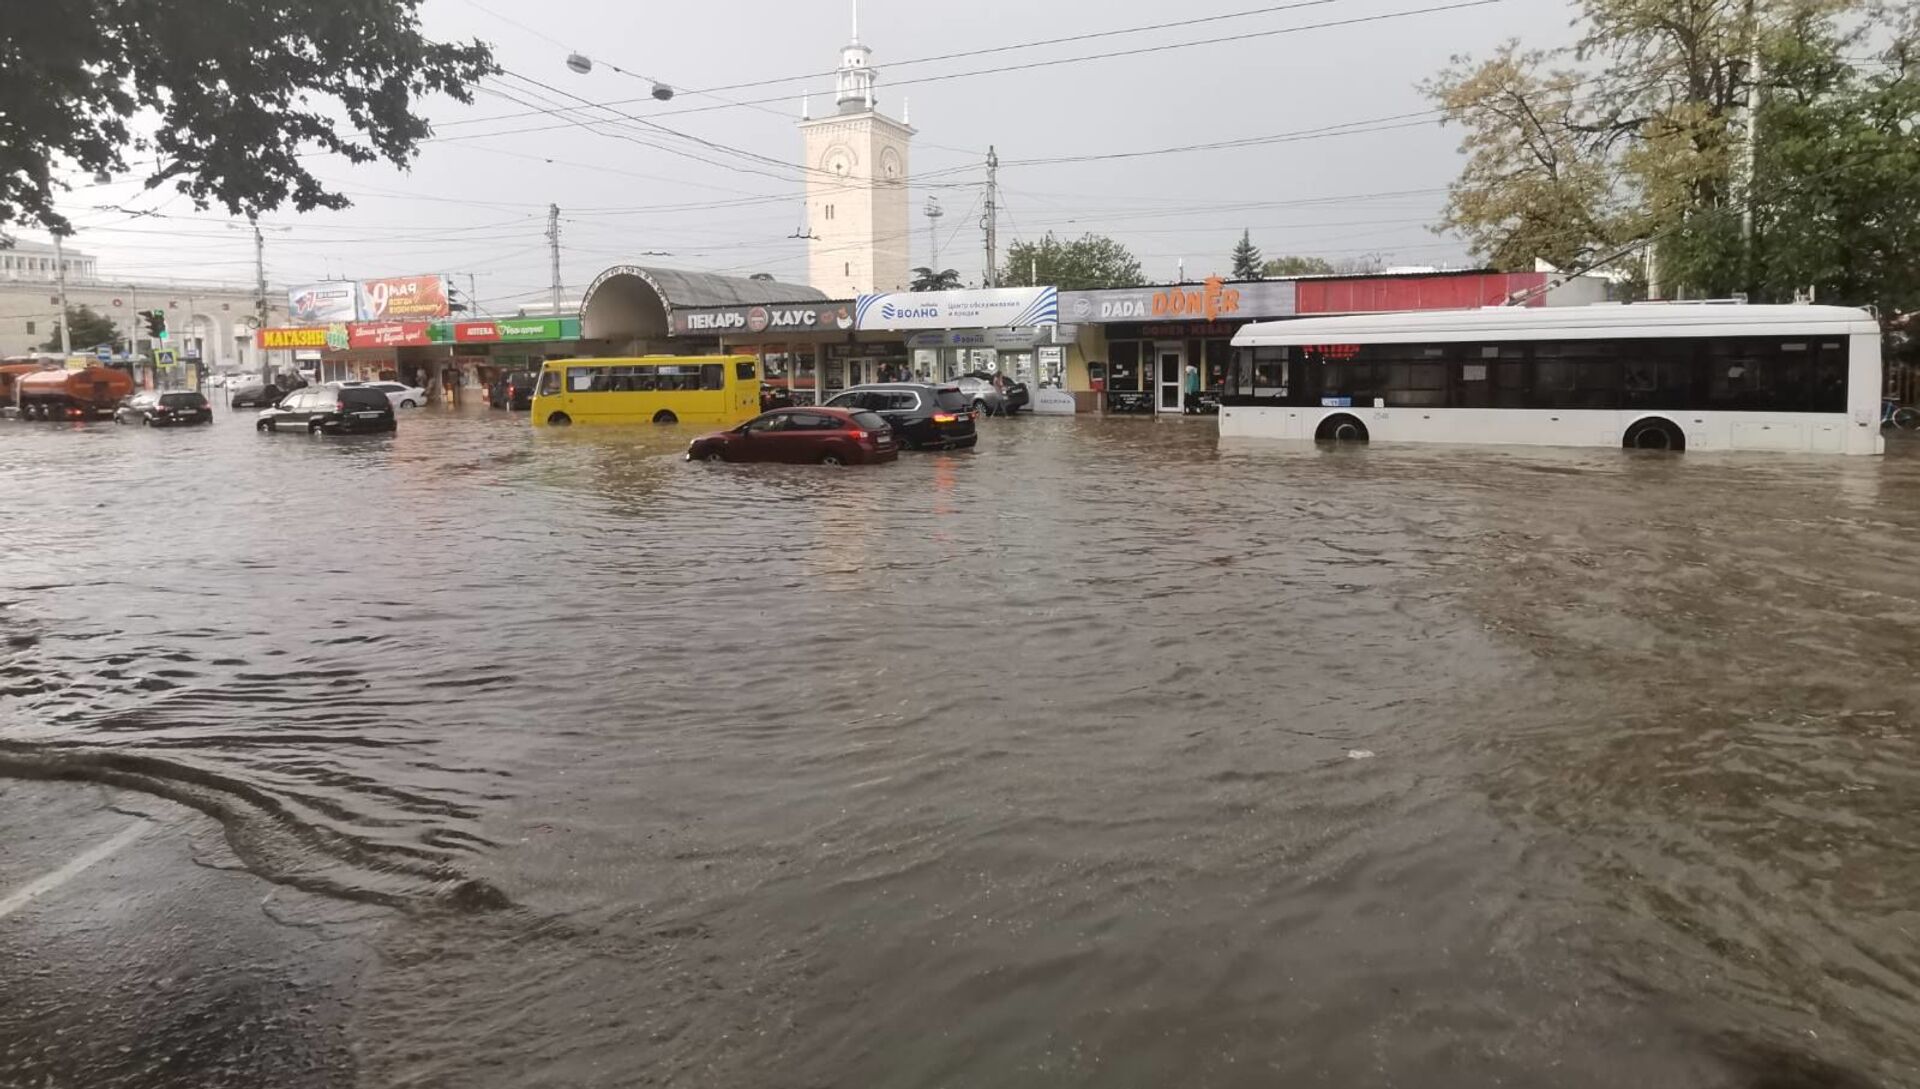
[851,0,859,44]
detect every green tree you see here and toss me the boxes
[1,0,494,232]
[1262,255,1337,277]
[39,304,118,352]
[910,267,963,291]
[1000,233,1144,290]
[1230,229,1264,279]
[1425,0,1920,310]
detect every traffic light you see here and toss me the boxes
[142,309,168,339]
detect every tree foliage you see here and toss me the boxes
[1262,254,1337,277]
[1426,0,1920,311]
[1,0,495,232]
[1230,230,1264,279]
[1000,233,1144,290]
[910,267,963,291]
[40,304,118,351]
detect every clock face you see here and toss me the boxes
[822,146,855,177]
[880,147,903,181]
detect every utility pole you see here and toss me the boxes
[982,147,999,288]
[1740,0,1762,294]
[468,272,481,319]
[51,229,72,356]
[924,197,944,272]
[252,214,269,380]
[547,203,564,314]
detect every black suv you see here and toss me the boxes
[489,372,536,410]
[825,383,978,450]
[116,390,212,427]
[256,385,396,434]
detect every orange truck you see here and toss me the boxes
[14,366,134,420]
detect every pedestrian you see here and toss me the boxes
[1182,362,1201,413]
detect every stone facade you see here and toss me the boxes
[0,238,284,368]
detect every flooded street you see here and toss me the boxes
[3,404,1918,1088]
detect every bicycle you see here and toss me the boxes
[1883,396,1920,431]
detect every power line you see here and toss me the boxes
[433,0,1507,132]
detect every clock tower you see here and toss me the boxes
[799,3,913,296]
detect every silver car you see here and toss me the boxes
[949,375,1006,417]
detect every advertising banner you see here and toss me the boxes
[855,287,1058,331]
[348,321,435,349]
[359,275,450,320]
[670,302,856,337]
[287,281,359,324]
[1059,277,1296,324]
[905,328,1050,350]
[257,327,330,350]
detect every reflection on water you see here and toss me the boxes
[2,406,1918,1087]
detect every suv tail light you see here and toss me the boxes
[932,412,958,423]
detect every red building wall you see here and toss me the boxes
[1294,272,1549,314]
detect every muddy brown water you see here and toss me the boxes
[2,405,1917,1088]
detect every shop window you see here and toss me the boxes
[1107,341,1142,391]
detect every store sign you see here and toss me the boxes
[349,321,434,349]
[454,318,567,343]
[855,287,1058,331]
[670,304,854,336]
[359,274,449,320]
[288,281,359,324]
[1060,277,1296,324]
[905,327,1050,350]
[256,327,329,349]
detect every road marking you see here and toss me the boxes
[0,821,151,921]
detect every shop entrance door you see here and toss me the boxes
[1155,343,1185,413]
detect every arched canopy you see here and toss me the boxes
[580,266,826,341]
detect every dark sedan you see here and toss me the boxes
[229,382,284,409]
[115,390,212,427]
[687,407,896,465]
[825,383,978,450]
[489,372,536,410]
[256,385,396,434]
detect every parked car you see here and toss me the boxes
[342,380,427,409]
[825,383,978,451]
[963,371,1030,415]
[255,385,396,434]
[949,374,1008,417]
[488,372,536,410]
[229,382,282,409]
[116,390,213,427]
[686,407,896,465]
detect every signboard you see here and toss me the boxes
[349,321,435,349]
[855,287,1058,331]
[359,275,449,320]
[288,281,359,324]
[1105,391,1155,415]
[452,318,571,343]
[669,303,855,336]
[153,349,177,368]
[95,344,111,362]
[1060,277,1296,324]
[257,327,330,350]
[905,327,1050,350]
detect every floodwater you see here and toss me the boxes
[2,402,1918,1088]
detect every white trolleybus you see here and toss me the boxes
[1222,303,1884,456]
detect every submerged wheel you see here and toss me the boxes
[399,399,416,409]
[547,412,572,427]
[819,451,846,466]
[974,399,992,419]
[1315,414,1369,443]
[652,410,678,425]
[1894,406,1920,432]
[1623,417,1686,451]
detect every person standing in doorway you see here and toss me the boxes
[1182,362,1201,414]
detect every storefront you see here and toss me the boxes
[854,286,1063,400]
[258,316,591,403]
[665,300,894,406]
[1059,278,1295,415]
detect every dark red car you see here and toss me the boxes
[687,407,897,465]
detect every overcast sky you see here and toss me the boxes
[37,0,1581,311]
